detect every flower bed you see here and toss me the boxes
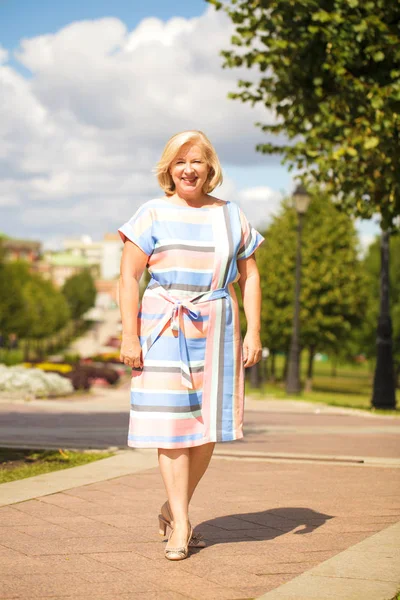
[0,364,74,399]
[23,362,73,373]
[90,352,121,364]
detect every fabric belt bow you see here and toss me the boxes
[140,281,229,389]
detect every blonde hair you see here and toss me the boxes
[154,130,223,196]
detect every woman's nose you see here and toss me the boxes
[183,163,195,173]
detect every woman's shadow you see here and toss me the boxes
[193,507,334,547]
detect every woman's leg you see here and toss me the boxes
[160,442,216,529]
[158,448,190,548]
[188,441,215,503]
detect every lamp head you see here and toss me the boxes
[293,184,311,214]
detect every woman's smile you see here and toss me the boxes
[169,143,209,198]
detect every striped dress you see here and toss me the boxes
[118,197,265,448]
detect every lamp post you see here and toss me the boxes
[372,227,396,408]
[286,184,311,394]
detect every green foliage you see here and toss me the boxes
[207,0,400,229]
[0,252,70,340]
[62,269,97,319]
[0,253,26,337]
[256,193,368,355]
[0,448,115,484]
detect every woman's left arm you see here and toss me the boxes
[237,255,263,368]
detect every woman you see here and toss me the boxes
[118,130,264,561]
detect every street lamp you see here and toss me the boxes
[286,184,311,394]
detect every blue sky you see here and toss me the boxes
[0,0,206,49]
[0,0,292,193]
[0,0,379,250]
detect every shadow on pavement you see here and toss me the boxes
[196,507,334,546]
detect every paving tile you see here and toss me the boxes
[12,522,89,539]
[177,561,285,589]
[260,574,400,599]
[63,593,193,600]
[10,499,76,521]
[0,506,46,527]
[11,553,127,575]
[38,514,127,536]
[38,491,99,508]
[0,544,29,558]
[0,553,49,576]
[0,573,92,598]
[1,573,161,598]
[155,571,257,600]
[84,550,165,570]
[207,516,270,531]
[0,527,44,549]
[74,569,161,590]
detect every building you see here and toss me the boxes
[0,234,41,263]
[63,233,122,280]
[46,252,100,288]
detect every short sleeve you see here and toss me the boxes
[237,207,265,260]
[117,204,154,256]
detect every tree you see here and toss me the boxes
[0,250,71,360]
[208,0,400,407]
[362,235,400,384]
[0,246,25,338]
[62,269,97,320]
[2,259,70,341]
[255,192,367,389]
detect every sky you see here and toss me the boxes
[0,0,380,252]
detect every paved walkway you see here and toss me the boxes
[65,307,121,359]
[1,383,399,460]
[0,390,399,599]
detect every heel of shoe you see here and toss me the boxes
[158,514,168,536]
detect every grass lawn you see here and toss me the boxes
[0,447,116,484]
[246,354,400,415]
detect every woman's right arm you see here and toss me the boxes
[119,241,149,369]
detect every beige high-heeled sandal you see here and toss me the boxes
[158,501,206,548]
[164,523,193,561]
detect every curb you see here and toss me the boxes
[0,449,158,507]
[257,521,400,600]
[212,449,400,469]
[2,447,399,508]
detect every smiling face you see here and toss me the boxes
[169,143,211,199]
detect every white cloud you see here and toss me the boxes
[237,186,282,230]
[0,45,9,65]
[0,6,283,246]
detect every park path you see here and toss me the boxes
[0,382,399,461]
[66,307,121,359]
[0,385,399,599]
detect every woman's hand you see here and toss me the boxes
[243,330,262,368]
[120,334,143,369]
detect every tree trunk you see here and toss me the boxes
[250,363,260,388]
[372,227,396,409]
[304,346,315,392]
[263,355,269,382]
[331,354,337,377]
[282,351,289,382]
[270,351,276,383]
